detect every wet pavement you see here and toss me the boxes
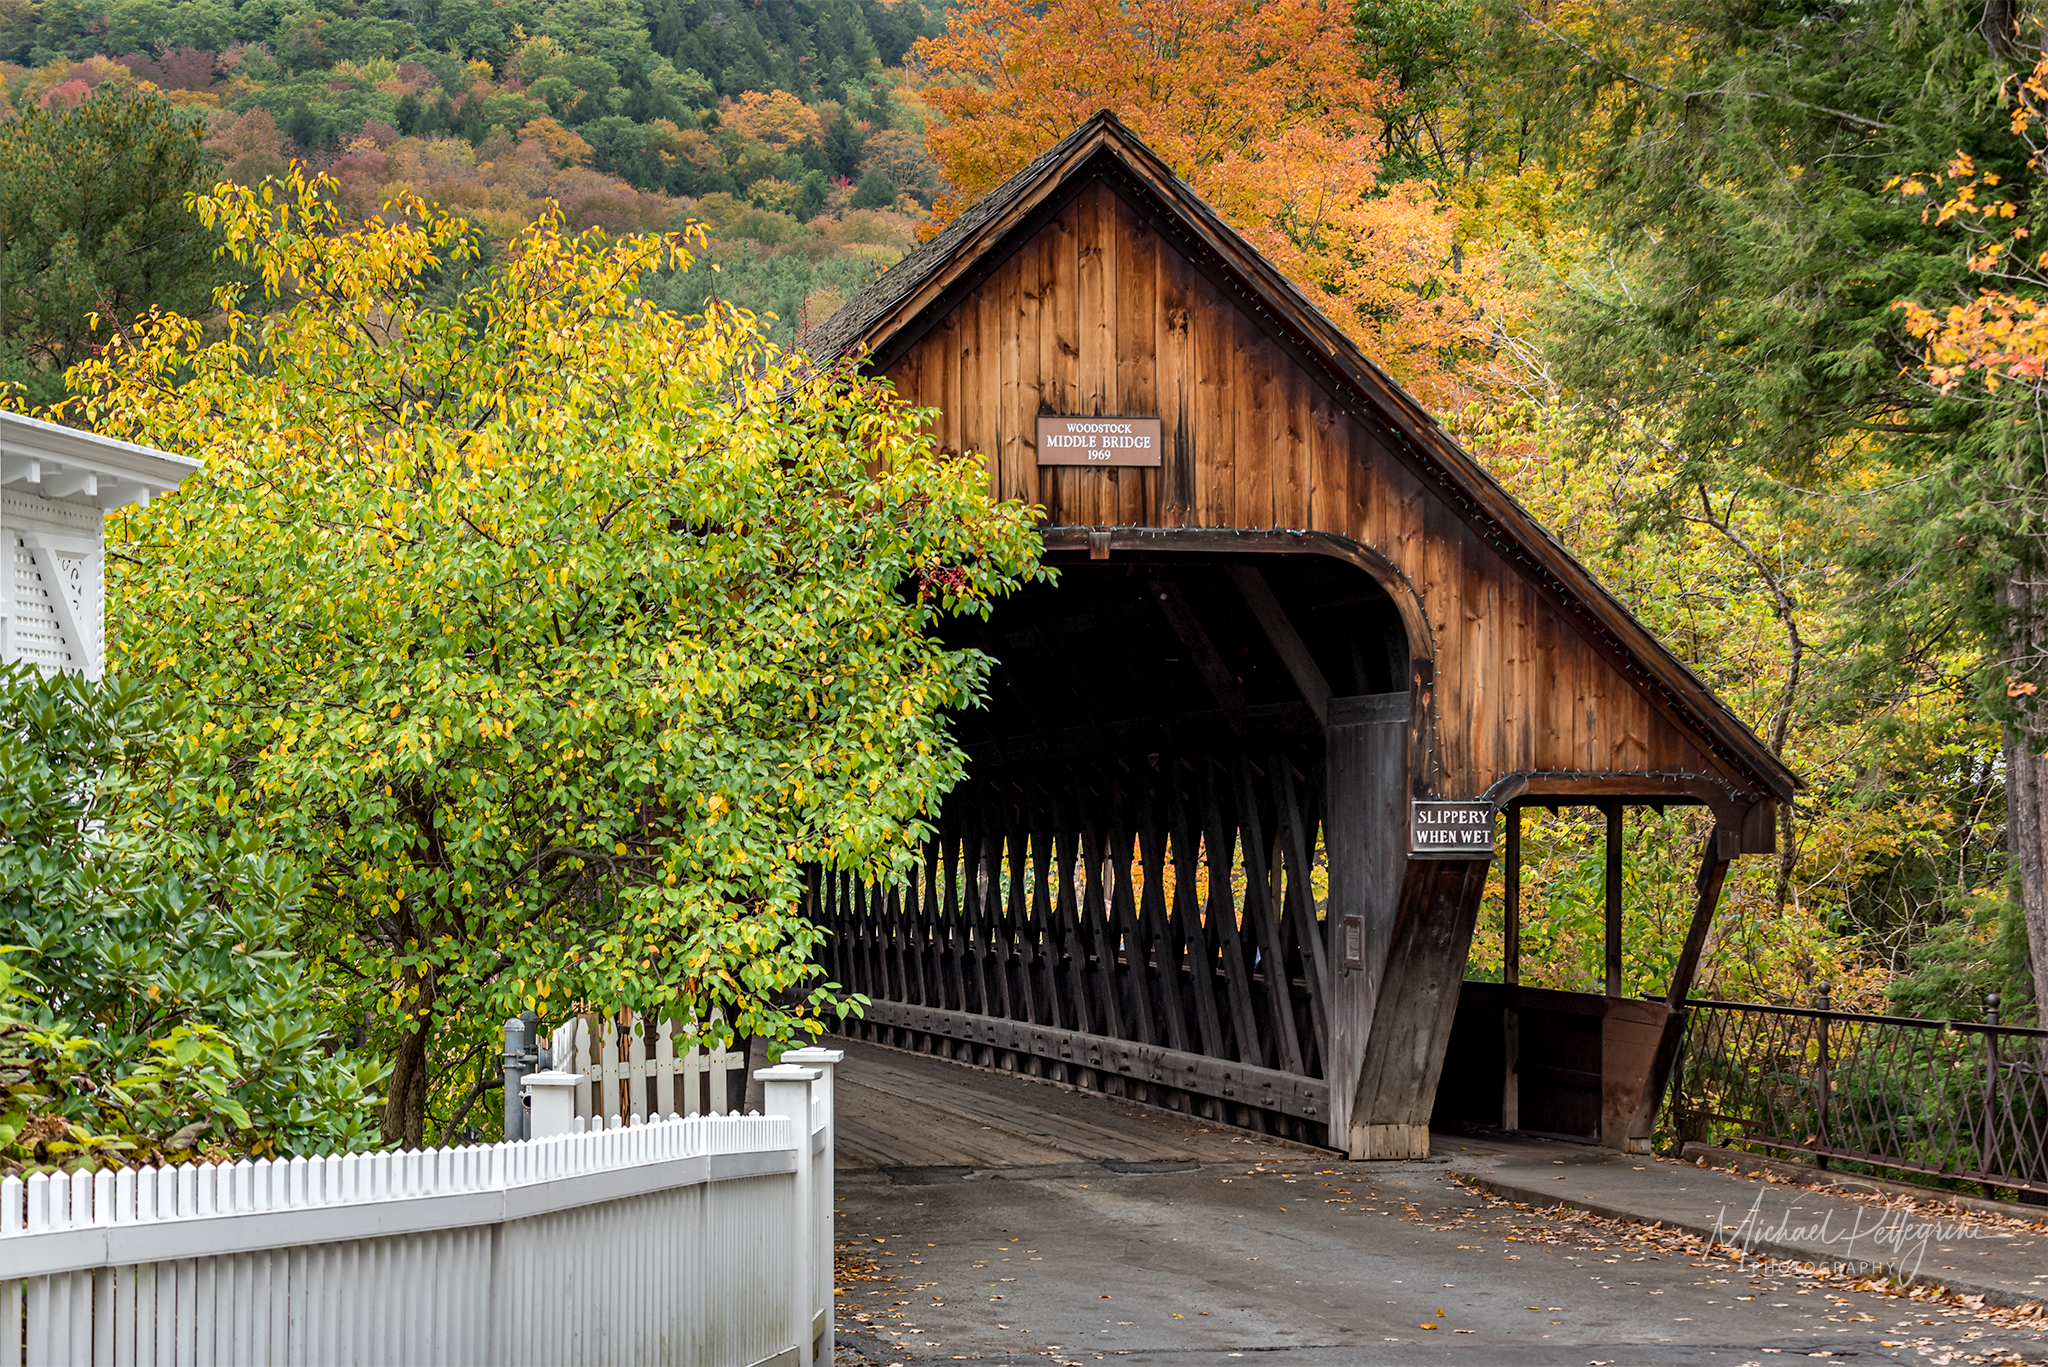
[832,1156,2048,1365]
[825,1039,2048,1366]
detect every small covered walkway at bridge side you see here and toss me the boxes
[802,112,1798,1162]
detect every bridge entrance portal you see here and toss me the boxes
[807,115,1796,1157]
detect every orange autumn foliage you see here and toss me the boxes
[1894,58,2048,395]
[517,115,592,169]
[915,0,1514,406]
[725,89,822,152]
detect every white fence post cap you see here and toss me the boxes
[520,1070,585,1090]
[779,1048,844,1066]
[754,1065,822,1083]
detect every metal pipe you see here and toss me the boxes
[1984,992,2002,1195]
[502,1014,530,1142]
[1814,983,1831,1170]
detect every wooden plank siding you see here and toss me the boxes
[878,178,1746,805]
[808,115,1796,1156]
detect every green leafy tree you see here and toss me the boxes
[1499,0,2047,1006]
[1354,0,1487,183]
[823,105,863,178]
[62,171,1043,1148]
[645,239,883,350]
[0,664,385,1171]
[0,87,215,407]
[850,168,895,209]
[795,169,830,221]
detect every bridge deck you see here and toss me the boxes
[828,1036,1324,1171]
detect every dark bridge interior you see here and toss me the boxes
[939,551,1411,757]
[815,547,1411,1139]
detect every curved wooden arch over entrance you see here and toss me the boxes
[806,113,1798,1158]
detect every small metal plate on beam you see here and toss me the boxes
[1411,800,1496,858]
[1341,915,1365,969]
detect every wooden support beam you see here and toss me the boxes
[962,813,998,1022]
[1135,772,1193,1054]
[932,838,963,1015]
[1049,794,1093,1042]
[1235,759,1306,1076]
[1348,858,1490,1158]
[854,999,1330,1123]
[1621,828,1740,1151]
[1148,579,1244,730]
[1007,816,1042,1029]
[941,833,967,1017]
[1273,755,1330,1057]
[1164,761,1229,1063]
[1503,807,1521,988]
[1501,805,1522,1133]
[1227,565,1331,725]
[883,878,908,1008]
[1665,827,1738,1009]
[1107,789,1160,1048]
[1076,784,1128,1044]
[1198,757,1266,1069]
[1323,691,1409,1152]
[1604,802,1624,998]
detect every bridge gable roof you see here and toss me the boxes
[809,112,1797,813]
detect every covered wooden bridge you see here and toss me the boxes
[803,114,1796,1159]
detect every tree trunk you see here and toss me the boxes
[380,967,436,1149]
[2004,569,2048,1019]
[2009,726,2048,1013]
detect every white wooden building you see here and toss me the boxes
[1,410,200,679]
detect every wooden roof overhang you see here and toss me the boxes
[809,113,1798,850]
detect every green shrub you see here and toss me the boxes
[0,664,384,1173]
[850,169,896,209]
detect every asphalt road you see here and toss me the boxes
[831,1156,2048,1366]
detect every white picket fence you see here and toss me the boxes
[0,1050,842,1367]
[549,1013,747,1124]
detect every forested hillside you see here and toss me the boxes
[2,0,2044,1035]
[0,0,947,364]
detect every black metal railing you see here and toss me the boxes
[1666,989,2048,1198]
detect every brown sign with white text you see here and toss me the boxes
[1034,415,1163,467]
[1410,801,1496,858]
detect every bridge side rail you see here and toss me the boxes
[1668,992,2048,1197]
[817,746,1333,1140]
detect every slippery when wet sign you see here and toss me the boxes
[1410,801,1495,857]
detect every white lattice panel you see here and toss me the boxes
[9,535,73,671]
[2,489,104,677]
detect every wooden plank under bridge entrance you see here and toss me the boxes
[804,113,1799,1160]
